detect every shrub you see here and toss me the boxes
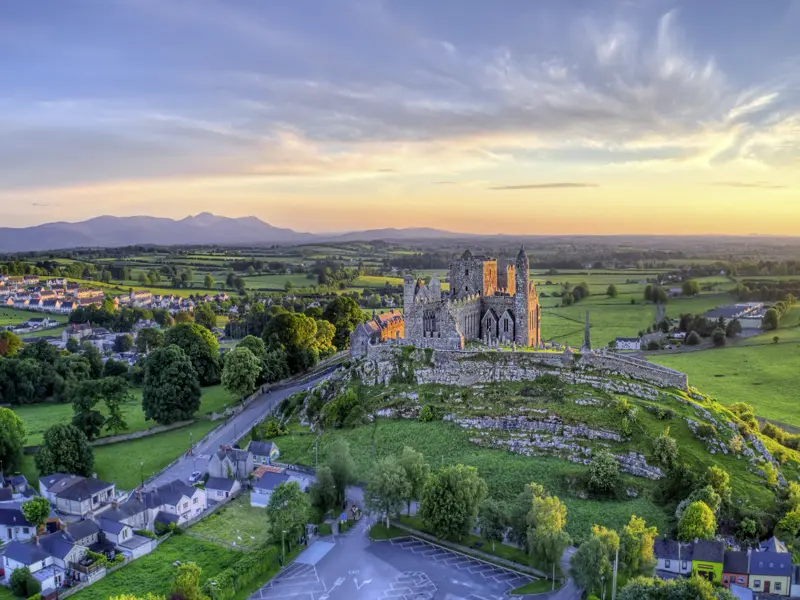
[686,331,701,346]
[27,595,41,600]
[418,405,435,422]
[587,452,620,495]
[24,580,40,599]
[200,544,280,600]
[133,528,157,539]
[694,423,716,440]
[85,549,108,567]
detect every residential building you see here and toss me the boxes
[106,480,207,531]
[615,337,641,351]
[27,316,56,328]
[749,538,791,596]
[65,519,101,547]
[691,540,724,583]
[61,323,93,343]
[654,539,693,578]
[205,478,241,502]
[208,448,254,480]
[98,518,135,545]
[39,473,116,517]
[247,440,280,466]
[250,472,291,507]
[129,290,153,308]
[0,503,37,543]
[723,550,749,589]
[2,530,88,592]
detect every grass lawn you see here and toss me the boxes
[14,385,236,446]
[190,495,271,549]
[70,535,240,600]
[368,523,405,540]
[652,342,800,427]
[510,579,561,595]
[0,586,16,600]
[353,275,404,288]
[0,307,68,326]
[241,274,315,290]
[18,324,66,340]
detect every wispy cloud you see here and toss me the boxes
[711,182,787,189]
[489,183,598,191]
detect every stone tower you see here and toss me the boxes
[582,311,591,351]
[514,246,530,346]
[403,275,416,311]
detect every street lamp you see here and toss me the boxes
[210,581,216,600]
[281,530,287,564]
[140,461,144,488]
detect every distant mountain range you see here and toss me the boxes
[0,213,464,253]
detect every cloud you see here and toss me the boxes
[489,183,598,191]
[711,182,787,189]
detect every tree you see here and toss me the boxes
[644,284,654,302]
[712,328,727,347]
[221,346,261,401]
[171,562,205,600]
[366,456,410,526]
[652,426,678,468]
[322,296,364,350]
[35,423,94,476]
[266,481,310,550]
[71,376,131,439]
[705,466,731,502]
[114,334,134,353]
[763,461,779,487]
[238,335,266,359]
[774,335,780,344]
[142,345,202,425]
[313,319,337,358]
[398,446,430,516]
[135,328,164,354]
[726,318,742,338]
[478,498,507,551]
[66,337,80,353]
[0,407,25,472]
[527,494,570,566]
[420,464,488,541]
[606,284,618,298]
[174,311,194,324]
[325,438,357,507]
[262,313,320,373]
[571,537,610,594]
[0,330,22,357]
[677,486,721,520]
[204,274,215,289]
[618,576,735,600]
[82,342,104,378]
[737,517,758,545]
[686,330,701,346]
[10,566,38,598]
[763,308,780,330]
[21,496,51,533]
[619,515,657,575]
[588,452,620,494]
[509,483,546,547]
[309,465,338,515]
[164,323,221,385]
[775,508,800,541]
[677,501,716,541]
[194,303,217,331]
[682,280,700,296]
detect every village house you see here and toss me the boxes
[723,550,749,589]
[208,448,254,480]
[27,316,56,329]
[39,474,116,517]
[204,478,241,502]
[61,323,94,343]
[128,290,153,308]
[246,440,280,466]
[615,337,641,351]
[249,467,309,508]
[59,300,78,314]
[0,503,40,544]
[749,537,791,596]
[691,540,725,584]
[104,480,207,533]
[654,539,693,578]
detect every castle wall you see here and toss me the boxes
[450,257,496,299]
[448,295,482,341]
[497,263,516,295]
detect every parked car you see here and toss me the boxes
[189,471,203,483]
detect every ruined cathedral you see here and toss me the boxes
[350,247,541,356]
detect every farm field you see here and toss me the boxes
[353,275,404,288]
[14,384,236,446]
[17,325,66,340]
[241,273,315,290]
[190,495,271,549]
[652,342,800,428]
[0,307,68,326]
[70,536,239,600]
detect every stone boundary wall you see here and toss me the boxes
[363,345,688,391]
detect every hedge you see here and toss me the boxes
[201,544,280,600]
[133,529,157,539]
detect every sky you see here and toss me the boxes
[1,0,799,235]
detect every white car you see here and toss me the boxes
[188,471,203,483]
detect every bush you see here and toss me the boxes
[686,331,701,346]
[200,544,280,600]
[24,580,40,599]
[10,567,31,597]
[27,595,41,600]
[134,528,157,539]
[85,549,108,567]
[694,423,716,440]
[418,405,436,422]
[113,553,126,564]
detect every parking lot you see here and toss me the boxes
[249,519,537,600]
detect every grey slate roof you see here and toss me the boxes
[39,531,77,559]
[749,550,792,577]
[11,475,28,488]
[759,537,788,553]
[39,473,113,500]
[154,511,179,525]
[653,539,693,561]
[0,505,30,527]
[99,518,128,535]
[253,472,290,492]
[145,480,197,506]
[247,441,276,456]
[205,477,237,493]
[215,448,252,463]
[0,488,12,502]
[66,519,100,541]
[724,550,749,574]
[692,540,725,563]
[2,540,51,565]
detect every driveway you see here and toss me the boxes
[149,372,332,488]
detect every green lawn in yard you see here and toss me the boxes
[70,536,240,600]
[190,495,271,549]
[652,342,800,427]
[0,585,16,600]
[14,384,235,446]
[0,307,68,326]
[510,579,561,595]
[368,523,404,540]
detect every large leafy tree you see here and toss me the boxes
[366,456,410,525]
[587,452,620,494]
[314,319,337,358]
[620,515,658,575]
[142,345,202,425]
[135,328,164,354]
[21,497,51,533]
[0,407,26,472]
[262,313,319,373]
[221,346,261,400]
[677,501,716,541]
[509,483,546,547]
[194,303,217,331]
[35,423,94,476]
[71,377,131,440]
[571,537,610,594]
[164,323,221,386]
[0,330,22,357]
[170,562,204,600]
[478,498,508,551]
[527,494,570,566]
[420,464,488,541]
[309,465,338,515]
[238,335,266,359]
[398,446,430,516]
[322,296,364,350]
[619,576,735,600]
[266,481,310,550]
[325,438,357,507]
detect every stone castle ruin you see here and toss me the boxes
[351,247,541,355]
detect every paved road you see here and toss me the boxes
[149,373,331,489]
[251,517,537,600]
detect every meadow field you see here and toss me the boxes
[0,306,68,326]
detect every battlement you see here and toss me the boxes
[446,293,481,308]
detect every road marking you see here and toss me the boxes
[354,578,372,590]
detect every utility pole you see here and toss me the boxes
[552,562,555,591]
[611,547,619,600]
[314,438,319,468]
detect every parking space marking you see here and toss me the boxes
[380,571,437,600]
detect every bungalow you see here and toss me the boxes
[208,448,254,480]
[27,316,56,329]
[2,530,88,592]
[0,503,36,544]
[691,540,724,584]
[61,323,93,343]
[615,337,641,351]
[247,440,280,466]
[723,550,749,589]
[39,473,116,517]
[250,472,291,508]
[749,538,791,596]
[205,478,241,502]
[654,539,693,578]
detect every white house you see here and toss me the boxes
[39,474,116,517]
[2,531,89,592]
[246,441,280,466]
[653,539,693,577]
[250,472,291,507]
[104,480,207,532]
[209,448,254,480]
[0,503,37,544]
[615,337,641,351]
[205,477,241,502]
[98,518,135,545]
